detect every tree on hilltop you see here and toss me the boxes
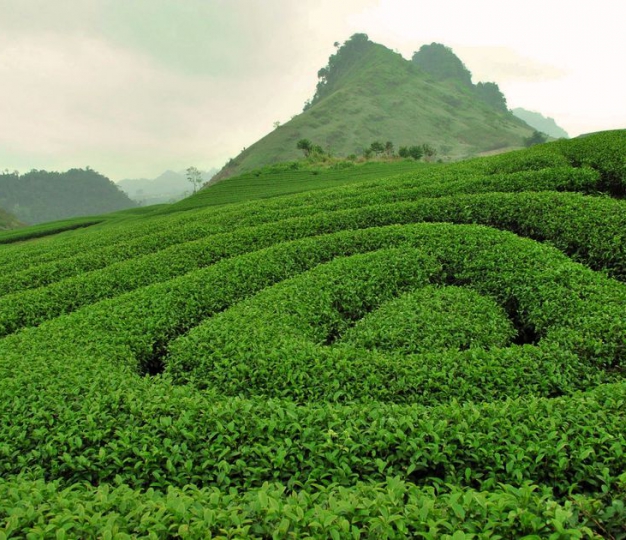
[304,33,372,111]
[186,166,203,194]
[475,82,508,112]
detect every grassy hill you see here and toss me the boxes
[0,130,626,536]
[214,35,535,181]
[163,159,429,213]
[0,167,137,225]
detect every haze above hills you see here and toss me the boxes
[0,34,571,227]
[512,108,569,139]
[117,168,218,205]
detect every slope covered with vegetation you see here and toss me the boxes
[0,167,137,224]
[0,206,22,231]
[0,130,625,537]
[165,159,428,212]
[513,107,570,139]
[215,35,535,181]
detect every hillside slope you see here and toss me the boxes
[0,131,625,536]
[164,160,428,213]
[214,35,535,181]
[513,107,569,138]
[0,167,137,224]
[0,206,22,230]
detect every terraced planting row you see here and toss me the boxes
[0,216,105,245]
[0,164,614,294]
[0,131,618,283]
[0,162,598,289]
[2,191,625,340]
[1,131,625,537]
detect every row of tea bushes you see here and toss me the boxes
[2,475,624,538]
[2,190,625,338]
[166,227,623,404]
[0,225,625,496]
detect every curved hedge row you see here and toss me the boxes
[2,191,626,339]
[166,230,623,404]
[0,224,624,497]
[1,131,625,536]
[0,160,609,291]
[341,286,516,352]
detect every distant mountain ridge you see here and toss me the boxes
[0,168,136,225]
[118,169,217,205]
[213,35,537,181]
[512,108,569,139]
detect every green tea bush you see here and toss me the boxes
[2,475,625,538]
[0,216,104,245]
[341,286,516,353]
[165,225,623,404]
[1,131,626,536]
[2,191,626,338]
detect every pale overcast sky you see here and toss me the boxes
[1,0,624,180]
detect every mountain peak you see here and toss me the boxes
[412,43,473,87]
[304,33,377,111]
[214,36,546,180]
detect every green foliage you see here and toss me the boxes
[475,81,508,112]
[0,131,625,536]
[550,130,626,195]
[297,138,313,156]
[369,141,385,156]
[0,168,136,225]
[525,130,549,147]
[167,226,624,404]
[0,217,103,245]
[342,286,516,354]
[0,478,626,539]
[422,143,437,159]
[2,476,624,538]
[412,43,473,88]
[399,145,425,160]
[297,139,328,160]
[409,145,424,160]
[384,141,394,156]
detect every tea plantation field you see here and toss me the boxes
[1,131,625,538]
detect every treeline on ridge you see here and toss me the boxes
[0,167,136,225]
[296,138,438,162]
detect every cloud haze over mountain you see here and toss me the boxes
[0,0,624,180]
